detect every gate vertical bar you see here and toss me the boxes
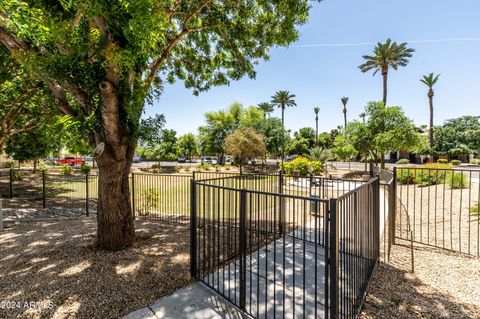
[85,173,89,217]
[392,167,397,245]
[190,179,197,278]
[9,168,13,198]
[131,173,135,219]
[278,170,284,235]
[329,198,339,319]
[239,189,247,310]
[42,171,46,208]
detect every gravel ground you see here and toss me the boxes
[396,183,479,256]
[361,240,480,318]
[0,218,191,319]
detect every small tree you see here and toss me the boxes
[177,133,199,161]
[224,127,266,174]
[336,101,425,168]
[5,124,62,172]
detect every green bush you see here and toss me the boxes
[396,168,415,184]
[437,159,448,164]
[138,188,159,215]
[174,165,182,173]
[199,163,212,170]
[11,169,25,181]
[151,163,161,169]
[1,161,15,169]
[280,157,323,176]
[446,171,469,189]
[450,160,461,166]
[472,203,479,217]
[80,164,92,174]
[61,165,73,175]
[470,158,480,165]
[396,158,410,165]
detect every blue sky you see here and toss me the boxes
[144,0,480,136]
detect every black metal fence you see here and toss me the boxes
[191,174,380,318]
[394,166,480,257]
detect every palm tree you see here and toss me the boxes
[257,102,274,119]
[359,38,415,105]
[271,90,296,165]
[314,107,320,145]
[341,97,349,130]
[359,112,366,123]
[420,73,440,151]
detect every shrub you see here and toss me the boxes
[174,165,182,173]
[437,159,448,164]
[184,166,191,171]
[472,203,479,217]
[151,163,161,169]
[199,163,211,170]
[36,163,49,177]
[138,188,159,215]
[396,158,410,165]
[225,165,231,171]
[414,163,450,187]
[450,160,461,166]
[80,164,92,174]
[396,168,415,184]
[470,158,480,165]
[215,164,221,172]
[11,169,25,181]
[446,171,469,189]
[311,161,323,175]
[280,157,323,176]
[61,165,73,175]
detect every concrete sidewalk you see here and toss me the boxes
[122,283,247,319]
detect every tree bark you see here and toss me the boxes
[382,68,388,106]
[96,141,136,250]
[315,116,318,146]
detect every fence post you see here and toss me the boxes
[42,171,46,209]
[239,189,247,310]
[85,174,89,217]
[329,198,339,319]
[391,167,397,246]
[190,179,197,278]
[192,171,196,181]
[131,173,135,219]
[278,170,284,236]
[9,168,13,198]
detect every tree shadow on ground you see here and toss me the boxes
[361,242,480,319]
[0,218,192,319]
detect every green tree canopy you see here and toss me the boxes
[333,101,425,167]
[433,116,480,156]
[224,127,265,173]
[0,0,318,249]
[177,133,199,160]
[0,46,56,152]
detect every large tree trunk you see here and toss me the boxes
[382,68,388,106]
[315,116,318,146]
[96,141,136,250]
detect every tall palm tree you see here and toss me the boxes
[314,107,320,145]
[420,73,440,151]
[341,97,349,130]
[359,38,415,105]
[257,102,274,119]
[271,90,296,165]
[359,112,366,123]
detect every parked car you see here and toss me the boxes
[132,156,141,163]
[201,156,217,164]
[178,157,187,163]
[57,157,85,166]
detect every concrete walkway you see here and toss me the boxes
[122,283,248,319]
[124,189,388,319]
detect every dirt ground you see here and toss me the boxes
[361,239,480,318]
[0,218,191,319]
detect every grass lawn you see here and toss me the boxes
[0,218,191,319]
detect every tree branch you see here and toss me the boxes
[146,0,214,86]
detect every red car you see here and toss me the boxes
[57,157,85,166]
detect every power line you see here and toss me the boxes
[291,38,480,48]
